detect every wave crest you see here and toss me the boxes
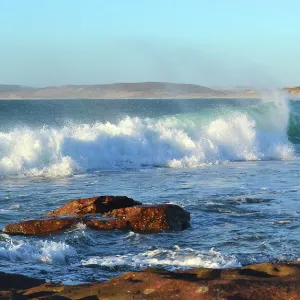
[0,96,295,177]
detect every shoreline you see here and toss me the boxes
[0,82,299,100]
[0,95,299,100]
[1,261,300,299]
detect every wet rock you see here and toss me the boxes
[86,204,190,232]
[2,217,80,236]
[2,196,190,235]
[46,195,141,216]
[0,272,45,290]
[3,262,300,299]
[85,218,130,231]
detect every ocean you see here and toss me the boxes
[1,94,300,284]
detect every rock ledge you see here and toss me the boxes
[1,262,300,299]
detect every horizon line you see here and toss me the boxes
[0,82,299,89]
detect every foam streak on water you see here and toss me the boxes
[81,246,241,270]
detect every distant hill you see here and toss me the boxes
[0,82,220,99]
[0,82,298,99]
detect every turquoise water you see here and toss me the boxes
[1,96,300,283]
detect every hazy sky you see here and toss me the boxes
[1,0,299,87]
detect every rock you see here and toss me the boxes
[0,272,45,290]
[3,262,300,299]
[86,204,190,232]
[2,217,80,236]
[46,196,141,216]
[85,218,130,231]
[2,196,190,235]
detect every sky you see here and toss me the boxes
[1,0,300,87]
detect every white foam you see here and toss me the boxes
[271,220,292,225]
[72,222,87,231]
[8,204,20,210]
[0,93,294,177]
[123,231,148,242]
[81,246,240,269]
[0,239,75,264]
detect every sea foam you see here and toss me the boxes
[81,246,241,270]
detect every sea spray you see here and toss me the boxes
[258,89,290,132]
[0,98,296,178]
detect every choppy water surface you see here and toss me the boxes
[1,95,300,283]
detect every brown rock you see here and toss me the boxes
[85,204,190,232]
[46,196,141,216]
[5,262,300,299]
[2,196,190,235]
[2,218,80,236]
[85,218,130,231]
[3,204,190,235]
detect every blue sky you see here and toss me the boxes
[1,0,299,87]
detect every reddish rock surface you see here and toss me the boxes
[85,218,130,231]
[2,262,300,299]
[103,204,191,232]
[2,217,80,236]
[2,196,190,235]
[46,195,142,216]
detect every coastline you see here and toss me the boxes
[0,82,299,100]
[1,95,298,100]
[0,96,261,100]
[2,261,300,299]
[0,96,299,101]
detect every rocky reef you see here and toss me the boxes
[1,261,300,299]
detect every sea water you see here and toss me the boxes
[0,96,300,283]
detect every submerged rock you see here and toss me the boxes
[2,262,300,299]
[3,217,80,236]
[46,195,142,216]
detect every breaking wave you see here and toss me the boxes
[0,237,75,264]
[0,93,297,178]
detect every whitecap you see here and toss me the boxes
[0,240,76,264]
